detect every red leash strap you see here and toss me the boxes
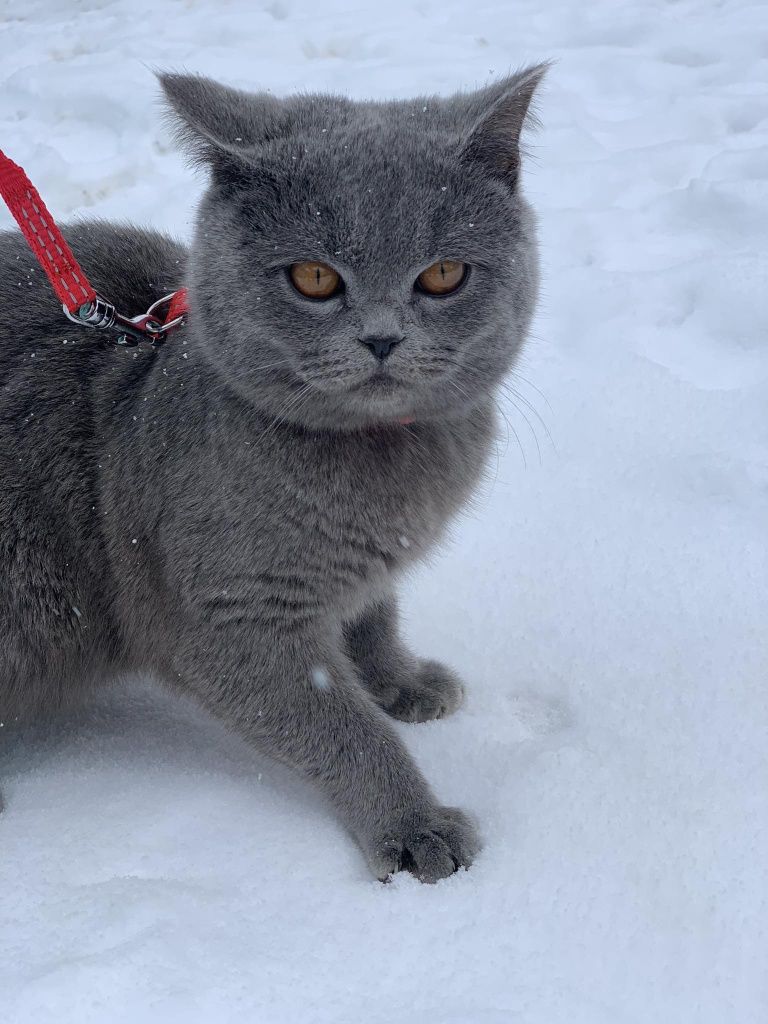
[0,149,96,312]
[0,148,187,347]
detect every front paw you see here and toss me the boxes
[366,805,481,883]
[378,659,465,723]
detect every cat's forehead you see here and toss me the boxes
[278,116,462,188]
[249,124,504,268]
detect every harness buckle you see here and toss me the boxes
[63,291,186,348]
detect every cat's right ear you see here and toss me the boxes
[158,72,279,171]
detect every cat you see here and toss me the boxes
[0,65,545,882]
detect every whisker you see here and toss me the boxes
[254,382,314,447]
[440,356,553,462]
[497,381,555,456]
[254,358,295,372]
[500,389,541,465]
[509,387,555,455]
[495,398,526,469]
[434,358,529,469]
[401,426,432,478]
[510,370,553,413]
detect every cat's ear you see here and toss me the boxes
[459,64,549,187]
[158,72,280,169]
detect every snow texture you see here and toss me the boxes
[1,1,767,1021]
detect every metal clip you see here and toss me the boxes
[63,292,185,348]
[143,292,186,334]
[64,295,116,331]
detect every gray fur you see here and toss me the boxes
[0,66,545,880]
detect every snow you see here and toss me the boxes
[1,0,767,1021]
[309,666,332,691]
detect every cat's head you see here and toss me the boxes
[160,67,546,430]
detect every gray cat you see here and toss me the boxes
[0,65,545,882]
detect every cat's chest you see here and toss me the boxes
[195,410,492,619]
[320,439,443,559]
[284,419,488,580]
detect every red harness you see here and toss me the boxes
[0,149,187,347]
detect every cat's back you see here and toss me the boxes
[0,222,184,418]
[0,221,186,368]
[0,222,186,712]
[0,221,187,530]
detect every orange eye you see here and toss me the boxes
[289,261,342,300]
[416,259,467,296]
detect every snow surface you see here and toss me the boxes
[1,1,767,1021]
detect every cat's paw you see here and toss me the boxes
[378,659,465,723]
[366,805,480,883]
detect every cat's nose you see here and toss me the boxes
[359,334,403,361]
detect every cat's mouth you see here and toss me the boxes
[353,371,402,394]
[301,367,422,425]
[346,369,419,422]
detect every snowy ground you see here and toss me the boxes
[1,1,767,1021]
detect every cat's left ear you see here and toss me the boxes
[460,64,549,187]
